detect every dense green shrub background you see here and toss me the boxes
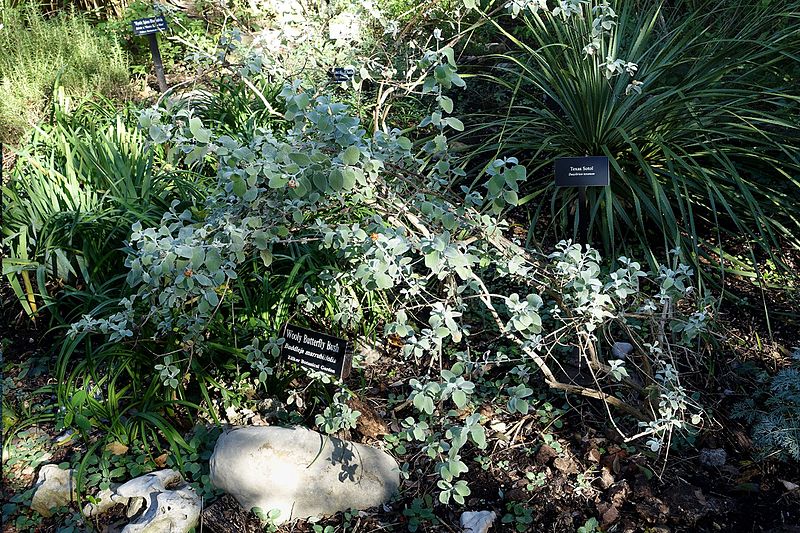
[2,3,800,530]
[0,1,130,145]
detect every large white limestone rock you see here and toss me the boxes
[209,425,400,524]
[31,464,76,517]
[116,469,200,533]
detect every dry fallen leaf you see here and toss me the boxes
[587,448,601,463]
[154,453,169,468]
[105,441,129,456]
[490,421,508,433]
[349,397,389,438]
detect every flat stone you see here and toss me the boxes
[535,444,557,465]
[201,494,262,533]
[209,425,400,524]
[461,510,496,532]
[31,464,75,517]
[348,397,389,438]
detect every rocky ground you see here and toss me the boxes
[2,280,800,533]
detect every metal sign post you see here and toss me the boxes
[131,16,169,93]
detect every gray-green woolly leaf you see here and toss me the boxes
[342,146,360,165]
[191,247,205,268]
[373,271,393,289]
[503,190,519,205]
[205,289,219,307]
[268,174,288,188]
[441,47,456,67]
[313,172,328,191]
[189,117,211,144]
[205,249,222,272]
[253,230,269,250]
[439,96,454,114]
[329,169,344,191]
[470,424,487,448]
[442,212,457,230]
[443,117,464,132]
[294,92,310,109]
[194,273,212,286]
[232,177,247,196]
[452,389,467,409]
[450,73,466,88]
[149,124,168,143]
[243,187,258,202]
[341,167,357,190]
[424,251,441,269]
[289,152,311,166]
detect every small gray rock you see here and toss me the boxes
[209,425,400,524]
[612,342,634,360]
[699,448,727,468]
[31,464,75,517]
[116,469,200,533]
[461,510,496,533]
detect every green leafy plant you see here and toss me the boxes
[525,470,546,490]
[252,507,282,531]
[1,486,43,531]
[501,500,535,532]
[63,35,711,499]
[402,495,439,532]
[506,384,534,414]
[315,391,361,434]
[578,516,602,533]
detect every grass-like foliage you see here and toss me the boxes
[0,0,130,145]
[1,95,203,319]
[462,0,800,281]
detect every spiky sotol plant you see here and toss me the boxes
[460,0,800,285]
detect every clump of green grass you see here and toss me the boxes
[0,1,130,145]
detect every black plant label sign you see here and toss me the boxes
[280,323,351,379]
[554,156,610,187]
[330,67,356,82]
[131,16,168,36]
